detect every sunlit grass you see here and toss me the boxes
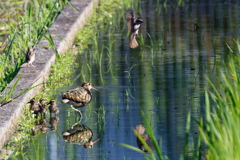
[199,37,240,160]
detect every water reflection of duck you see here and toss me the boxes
[49,116,59,131]
[48,99,59,116]
[135,125,155,152]
[31,118,48,136]
[62,123,100,148]
[61,82,99,117]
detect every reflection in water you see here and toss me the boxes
[49,116,60,131]
[31,116,59,136]
[62,122,100,148]
[31,118,48,136]
[135,124,154,152]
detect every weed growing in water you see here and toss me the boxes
[124,64,138,81]
[94,104,106,134]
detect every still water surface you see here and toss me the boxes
[12,0,240,159]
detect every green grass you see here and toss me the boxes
[199,54,240,159]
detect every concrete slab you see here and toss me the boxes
[0,0,98,150]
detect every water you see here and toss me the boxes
[10,0,240,159]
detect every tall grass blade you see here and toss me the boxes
[142,111,163,160]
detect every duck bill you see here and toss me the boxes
[91,87,99,92]
[27,100,33,104]
[93,138,100,144]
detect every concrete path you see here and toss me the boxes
[0,0,98,150]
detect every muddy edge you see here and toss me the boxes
[0,0,99,150]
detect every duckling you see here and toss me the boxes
[28,98,41,115]
[48,99,59,116]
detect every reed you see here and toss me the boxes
[199,52,240,159]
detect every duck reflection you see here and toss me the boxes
[49,116,59,131]
[31,118,48,136]
[135,124,155,152]
[62,122,100,148]
[31,116,60,136]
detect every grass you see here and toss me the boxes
[199,54,240,159]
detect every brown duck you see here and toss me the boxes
[126,9,144,48]
[28,98,41,115]
[21,47,35,67]
[61,82,99,117]
[135,124,155,152]
[48,99,59,116]
[49,116,59,131]
[39,98,47,116]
